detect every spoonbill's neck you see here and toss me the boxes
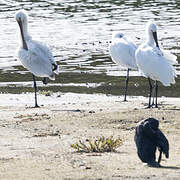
[146,31,155,46]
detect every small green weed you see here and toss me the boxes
[39,90,53,96]
[71,136,122,153]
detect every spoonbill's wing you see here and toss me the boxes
[109,37,138,70]
[136,45,176,86]
[162,50,178,65]
[29,40,59,74]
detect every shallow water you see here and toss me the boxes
[0,0,180,97]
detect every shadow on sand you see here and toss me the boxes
[162,108,180,111]
[159,165,180,170]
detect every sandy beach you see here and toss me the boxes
[0,93,180,179]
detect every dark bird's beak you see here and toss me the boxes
[152,31,159,48]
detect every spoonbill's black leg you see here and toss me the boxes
[32,74,39,108]
[154,80,158,108]
[147,77,153,108]
[124,68,130,102]
[52,63,58,71]
[42,77,47,85]
[151,82,156,107]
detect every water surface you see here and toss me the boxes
[0,0,180,97]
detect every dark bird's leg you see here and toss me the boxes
[154,80,158,108]
[124,68,130,102]
[147,77,153,108]
[42,77,47,85]
[158,149,162,165]
[32,74,39,108]
[147,161,160,167]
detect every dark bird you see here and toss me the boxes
[134,118,169,167]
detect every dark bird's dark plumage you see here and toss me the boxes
[134,118,169,167]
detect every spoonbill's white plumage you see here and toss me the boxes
[109,32,138,101]
[15,10,58,107]
[135,22,177,108]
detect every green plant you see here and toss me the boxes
[39,90,53,96]
[71,136,122,153]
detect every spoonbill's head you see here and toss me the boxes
[15,10,29,50]
[113,32,124,39]
[147,22,159,47]
[15,10,28,28]
[147,22,157,33]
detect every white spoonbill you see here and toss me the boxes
[109,32,138,101]
[135,22,177,108]
[15,10,58,107]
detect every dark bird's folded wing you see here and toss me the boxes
[156,129,169,159]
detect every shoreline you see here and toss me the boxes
[0,92,180,108]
